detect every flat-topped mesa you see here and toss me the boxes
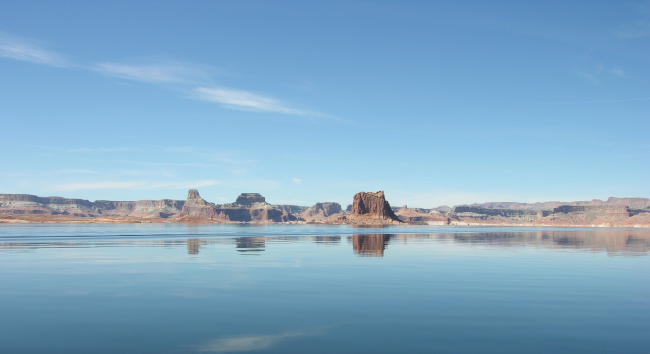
[177,190,297,223]
[349,191,401,223]
[235,193,267,206]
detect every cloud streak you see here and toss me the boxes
[614,22,650,39]
[194,87,311,115]
[92,59,215,84]
[54,180,223,191]
[537,97,650,105]
[1,31,337,119]
[0,32,71,67]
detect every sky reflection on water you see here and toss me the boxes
[0,225,648,354]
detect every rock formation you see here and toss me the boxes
[536,205,633,226]
[2,191,649,227]
[177,190,299,223]
[235,193,266,205]
[468,197,650,211]
[302,202,344,222]
[448,204,650,227]
[0,193,184,218]
[395,206,451,224]
[450,206,546,223]
[345,191,401,224]
[350,191,399,219]
[275,204,309,217]
[178,189,224,220]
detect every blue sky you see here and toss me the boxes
[1,1,648,208]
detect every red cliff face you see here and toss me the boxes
[348,191,401,223]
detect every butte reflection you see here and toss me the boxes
[187,238,202,255]
[350,234,391,257]
[236,237,266,255]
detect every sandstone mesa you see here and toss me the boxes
[1,190,649,228]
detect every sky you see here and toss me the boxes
[0,0,648,208]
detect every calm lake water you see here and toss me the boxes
[1,224,648,354]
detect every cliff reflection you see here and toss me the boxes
[313,236,341,244]
[187,238,201,255]
[236,237,265,255]
[1,229,649,258]
[351,234,391,257]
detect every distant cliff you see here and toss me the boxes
[302,202,344,222]
[1,191,649,227]
[177,190,298,222]
[0,193,184,218]
[466,197,650,211]
[446,204,650,227]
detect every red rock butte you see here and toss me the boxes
[346,191,402,224]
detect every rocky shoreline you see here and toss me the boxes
[1,190,649,228]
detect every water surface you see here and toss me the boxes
[1,224,648,353]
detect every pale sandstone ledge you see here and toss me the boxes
[1,191,649,227]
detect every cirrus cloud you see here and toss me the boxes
[0,32,71,67]
[194,87,310,115]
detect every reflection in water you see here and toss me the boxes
[236,237,266,255]
[0,229,649,258]
[313,236,341,244]
[351,234,391,257]
[187,238,201,255]
[448,230,650,255]
[198,332,305,353]
[1,226,648,354]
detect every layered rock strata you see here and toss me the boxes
[0,194,184,218]
[302,202,344,222]
[177,191,297,222]
[468,197,650,211]
[235,193,266,205]
[335,191,401,225]
[395,205,451,224]
[448,204,650,227]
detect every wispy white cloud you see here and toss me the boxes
[578,64,627,84]
[53,170,100,174]
[194,87,311,115]
[54,180,223,191]
[537,97,650,105]
[1,32,339,119]
[292,178,302,184]
[51,177,281,191]
[163,146,258,164]
[92,59,215,84]
[0,32,71,67]
[65,147,135,153]
[612,144,650,152]
[614,21,650,39]
[610,67,625,77]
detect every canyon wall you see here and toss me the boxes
[0,194,184,218]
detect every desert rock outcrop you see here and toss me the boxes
[302,202,344,221]
[235,193,267,205]
[0,193,184,218]
[345,191,401,224]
